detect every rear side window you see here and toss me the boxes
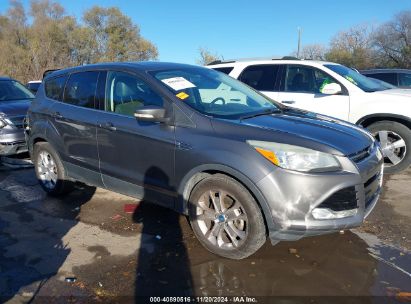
[45,75,67,101]
[367,73,398,86]
[213,67,234,75]
[63,71,99,108]
[238,65,279,91]
[399,73,411,87]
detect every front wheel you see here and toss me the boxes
[367,121,411,174]
[188,174,267,259]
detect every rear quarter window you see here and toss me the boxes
[212,67,234,75]
[45,75,68,101]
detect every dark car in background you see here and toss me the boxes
[27,62,382,259]
[361,69,411,88]
[0,77,34,155]
[26,80,42,94]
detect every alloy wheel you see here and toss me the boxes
[194,189,248,249]
[374,130,407,167]
[37,151,58,190]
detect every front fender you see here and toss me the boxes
[177,163,277,234]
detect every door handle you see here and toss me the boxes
[281,100,295,104]
[98,122,117,131]
[52,111,63,119]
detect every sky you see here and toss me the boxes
[0,0,409,64]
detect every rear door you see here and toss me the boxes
[96,70,176,207]
[48,70,102,185]
[238,64,281,101]
[277,65,350,120]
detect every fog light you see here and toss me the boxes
[312,207,357,220]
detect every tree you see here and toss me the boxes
[197,47,222,65]
[325,24,376,69]
[0,0,158,82]
[292,44,327,60]
[373,11,411,68]
[83,6,158,63]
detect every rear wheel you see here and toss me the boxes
[367,121,411,174]
[33,142,73,196]
[188,174,267,259]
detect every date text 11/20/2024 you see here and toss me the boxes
[149,296,258,303]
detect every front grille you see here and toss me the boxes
[318,186,358,211]
[8,115,26,129]
[349,145,372,163]
[364,171,382,209]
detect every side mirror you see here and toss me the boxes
[320,83,342,95]
[134,105,168,122]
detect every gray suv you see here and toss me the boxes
[27,62,383,259]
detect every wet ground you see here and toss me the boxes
[1,162,411,303]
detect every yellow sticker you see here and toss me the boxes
[176,92,189,100]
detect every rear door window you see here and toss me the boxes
[45,75,67,101]
[63,71,99,108]
[238,65,280,91]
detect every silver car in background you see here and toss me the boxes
[0,77,34,155]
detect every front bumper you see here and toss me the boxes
[0,128,28,156]
[257,145,383,243]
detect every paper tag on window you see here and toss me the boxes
[161,77,196,91]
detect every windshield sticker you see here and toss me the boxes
[345,76,358,85]
[176,92,189,100]
[161,77,196,91]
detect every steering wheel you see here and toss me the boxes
[210,97,226,105]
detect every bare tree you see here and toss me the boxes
[373,11,411,68]
[196,47,222,65]
[0,0,158,82]
[292,44,327,60]
[325,24,377,69]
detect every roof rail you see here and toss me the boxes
[207,56,300,65]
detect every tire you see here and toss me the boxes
[33,142,73,196]
[188,174,267,259]
[367,121,411,174]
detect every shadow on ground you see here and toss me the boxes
[133,167,193,298]
[0,168,96,302]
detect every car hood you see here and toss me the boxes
[0,99,31,117]
[237,109,374,156]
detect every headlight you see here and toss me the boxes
[0,119,7,128]
[247,140,341,173]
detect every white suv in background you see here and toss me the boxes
[208,58,411,173]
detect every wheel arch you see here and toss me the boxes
[356,113,411,129]
[177,164,275,233]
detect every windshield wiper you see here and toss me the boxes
[240,108,281,120]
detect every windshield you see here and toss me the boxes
[150,67,279,119]
[0,80,35,101]
[325,64,388,92]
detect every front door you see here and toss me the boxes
[277,65,350,121]
[96,70,176,207]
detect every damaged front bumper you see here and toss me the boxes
[257,144,384,243]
